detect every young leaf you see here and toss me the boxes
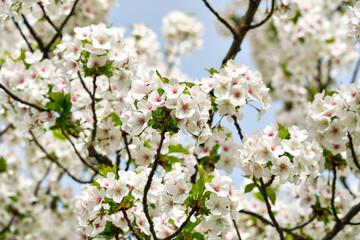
[0,157,6,173]
[168,144,190,154]
[266,188,276,205]
[244,183,256,193]
[278,122,290,140]
[156,70,169,84]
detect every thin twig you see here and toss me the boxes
[121,208,143,240]
[322,201,360,240]
[232,115,244,142]
[0,213,16,235]
[245,0,276,29]
[331,164,340,222]
[30,130,92,184]
[60,127,99,174]
[13,20,34,52]
[116,149,121,171]
[239,209,309,240]
[37,2,60,34]
[258,178,284,240]
[143,127,167,240]
[0,124,12,138]
[91,76,98,142]
[202,0,237,37]
[87,144,113,167]
[43,0,80,58]
[288,214,318,231]
[222,0,262,64]
[34,162,53,197]
[232,219,242,240]
[22,14,45,51]
[123,132,132,171]
[348,132,360,171]
[161,206,198,240]
[0,83,49,112]
[263,175,276,188]
[78,71,92,97]
[340,176,356,198]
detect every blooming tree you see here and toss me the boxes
[1,0,360,239]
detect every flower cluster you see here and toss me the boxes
[1,0,115,43]
[78,164,241,239]
[246,0,357,126]
[347,1,360,41]
[238,124,324,184]
[201,60,271,120]
[162,10,204,60]
[306,83,360,170]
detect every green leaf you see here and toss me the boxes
[266,188,276,205]
[106,112,122,126]
[156,70,169,84]
[164,156,181,165]
[324,90,338,97]
[290,9,302,24]
[325,37,335,43]
[168,144,190,154]
[52,130,67,141]
[157,88,165,96]
[205,67,218,75]
[99,164,118,178]
[281,64,292,78]
[244,183,256,193]
[278,122,290,140]
[196,164,206,194]
[0,157,6,173]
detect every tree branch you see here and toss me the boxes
[34,162,53,197]
[0,212,16,235]
[0,83,49,112]
[288,214,318,231]
[331,164,340,222]
[348,132,360,171]
[78,71,92,98]
[22,14,45,52]
[43,0,81,58]
[142,127,167,240]
[239,209,309,240]
[263,175,275,188]
[121,208,143,240]
[202,0,237,37]
[322,201,360,240]
[257,178,284,240]
[222,0,262,64]
[29,130,92,184]
[123,132,132,171]
[37,2,60,34]
[0,124,12,138]
[161,206,198,240]
[91,76,98,142]
[13,20,34,52]
[232,219,242,240]
[340,176,356,199]
[60,127,99,174]
[232,115,244,142]
[244,0,276,29]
